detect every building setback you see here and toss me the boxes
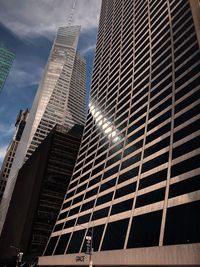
[0,25,86,234]
[40,0,200,266]
[0,46,15,93]
[0,109,29,202]
[0,125,83,265]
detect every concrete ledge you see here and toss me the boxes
[38,243,200,266]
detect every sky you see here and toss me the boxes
[0,0,101,167]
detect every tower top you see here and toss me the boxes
[68,0,77,26]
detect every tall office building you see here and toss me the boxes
[0,109,29,202]
[0,46,15,93]
[0,26,86,234]
[40,0,200,266]
[0,125,83,265]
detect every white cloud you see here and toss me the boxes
[0,123,15,138]
[80,44,96,55]
[0,0,101,39]
[8,63,43,89]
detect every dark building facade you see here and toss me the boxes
[40,0,200,266]
[0,125,83,265]
[0,109,29,202]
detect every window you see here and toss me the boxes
[44,236,59,256]
[92,207,109,220]
[77,213,91,224]
[54,233,70,255]
[114,183,136,199]
[118,167,139,184]
[67,230,86,253]
[164,201,200,245]
[96,192,113,206]
[136,188,166,207]
[127,210,162,248]
[171,155,199,177]
[144,136,170,158]
[111,199,133,215]
[81,200,95,212]
[172,136,199,159]
[169,175,200,198]
[100,179,116,192]
[139,168,167,189]
[101,219,129,250]
[141,152,169,173]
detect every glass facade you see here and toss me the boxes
[0,47,14,93]
[44,0,200,258]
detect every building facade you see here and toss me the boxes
[0,46,15,93]
[0,125,83,265]
[0,109,29,202]
[0,25,86,234]
[40,0,200,266]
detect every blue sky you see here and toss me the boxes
[0,0,101,166]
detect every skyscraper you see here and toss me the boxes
[0,46,15,93]
[0,109,29,202]
[0,125,83,265]
[0,25,86,234]
[40,0,200,266]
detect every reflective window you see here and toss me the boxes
[139,168,167,189]
[96,192,113,206]
[101,219,129,250]
[164,201,200,245]
[171,155,199,177]
[92,207,110,220]
[169,175,200,198]
[111,199,133,215]
[67,230,86,253]
[54,233,70,255]
[118,167,139,184]
[136,188,166,207]
[127,210,162,248]
[114,183,136,199]
[44,236,59,256]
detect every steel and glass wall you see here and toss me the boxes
[0,47,14,93]
[44,0,200,257]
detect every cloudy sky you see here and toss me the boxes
[0,0,101,167]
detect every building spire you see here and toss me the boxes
[68,0,77,26]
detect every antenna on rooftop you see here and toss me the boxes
[68,0,77,26]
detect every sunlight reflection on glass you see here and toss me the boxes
[89,102,121,143]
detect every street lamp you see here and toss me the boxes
[10,245,23,267]
[77,224,93,267]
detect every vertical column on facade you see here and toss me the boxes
[79,0,117,253]
[98,0,125,251]
[159,0,175,246]
[62,0,111,254]
[124,0,152,249]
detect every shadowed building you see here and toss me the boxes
[40,0,200,266]
[0,109,29,202]
[0,124,83,265]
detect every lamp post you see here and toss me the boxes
[77,224,93,267]
[10,246,23,267]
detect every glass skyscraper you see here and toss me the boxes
[0,46,15,93]
[0,26,86,235]
[40,0,200,266]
